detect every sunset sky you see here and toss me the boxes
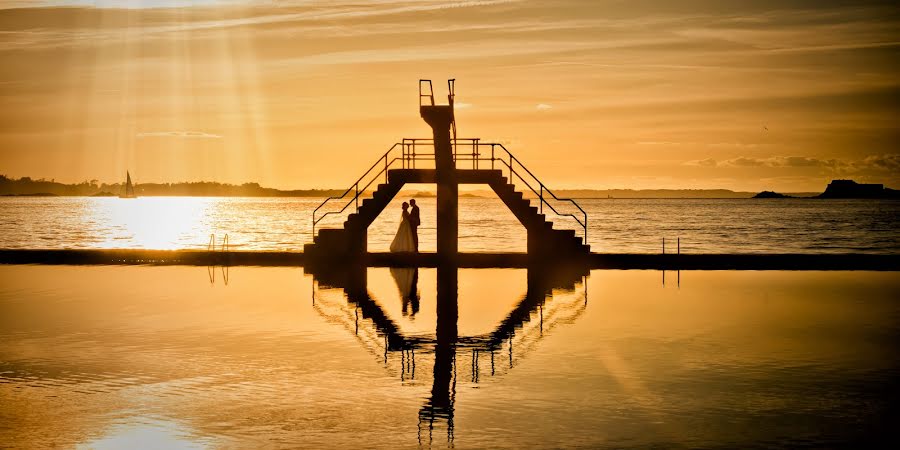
[0,0,897,191]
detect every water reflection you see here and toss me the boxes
[2,266,898,447]
[80,416,212,450]
[390,268,420,318]
[207,265,229,285]
[309,263,589,444]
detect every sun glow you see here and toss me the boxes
[1,1,897,191]
[79,416,213,449]
[35,0,235,8]
[92,197,214,249]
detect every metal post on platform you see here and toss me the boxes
[491,144,495,170]
[663,237,665,254]
[678,237,680,255]
[355,183,359,212]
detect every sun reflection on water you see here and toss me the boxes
[90,197,216,250]
[78,416,213,450]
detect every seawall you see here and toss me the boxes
[0,249,897,270]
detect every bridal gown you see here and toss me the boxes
[390,212,416,253]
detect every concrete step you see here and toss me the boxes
[313,228,346,244]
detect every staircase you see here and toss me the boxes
[304,140,589,262]
[486,171,590,256]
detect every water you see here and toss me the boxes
[1,265,897,448]
[0,196,897,254]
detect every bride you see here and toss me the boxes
[390,202,416,252]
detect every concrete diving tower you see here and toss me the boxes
[305,80,589,265]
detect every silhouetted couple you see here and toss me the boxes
[390,199,419,253]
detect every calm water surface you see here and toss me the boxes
[0,196,897,253]
[1,266,898,448]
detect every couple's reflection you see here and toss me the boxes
[390,267,420,318]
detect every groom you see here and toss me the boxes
[409,199,420,252]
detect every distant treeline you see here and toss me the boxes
[0,175,344,197]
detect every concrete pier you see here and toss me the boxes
[1,249,897,270]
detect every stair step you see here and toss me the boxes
[313,228,346,243]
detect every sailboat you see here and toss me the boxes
[120,171,137,198]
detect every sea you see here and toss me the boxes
[1,196,898,448]
[1,266,898,448]
[0,196,897,253]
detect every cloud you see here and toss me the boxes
[137,131,221,139]
[721,157,768,167]
[704,156,844,168]
[536,103,553,111]
[640,141,762,149]
[684,154,900,175]
[637,141,683,146]
[857,154,900,172]
[684,158,717,167]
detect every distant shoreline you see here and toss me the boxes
[0,176,821,199]
[1,193,842,200]
[3,175,894,199]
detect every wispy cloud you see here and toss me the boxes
[137,131,221,139]
[684,158,718,167]
[685,154,900,174]
[719,156,842,169]
[536,103,553,111]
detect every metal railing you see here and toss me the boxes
[312,139,588,244]
[312,142,404,236]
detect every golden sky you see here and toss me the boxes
[0,0,897,191]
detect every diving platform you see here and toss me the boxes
[305,79,591,265]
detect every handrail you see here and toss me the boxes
[311,138,588,245]
[395,139,587,243]
[312,143,402,235]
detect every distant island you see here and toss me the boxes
[754,180,899,200]
[817,179,899,199]
[753,191,793,199]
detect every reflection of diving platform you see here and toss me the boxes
[305,80,590,264]
[310,264,588,354]
[309,264,588,445]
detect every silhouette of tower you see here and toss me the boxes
[419,80,458,259]
[305,79,590,264]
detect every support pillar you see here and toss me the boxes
[420,103,457,260]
